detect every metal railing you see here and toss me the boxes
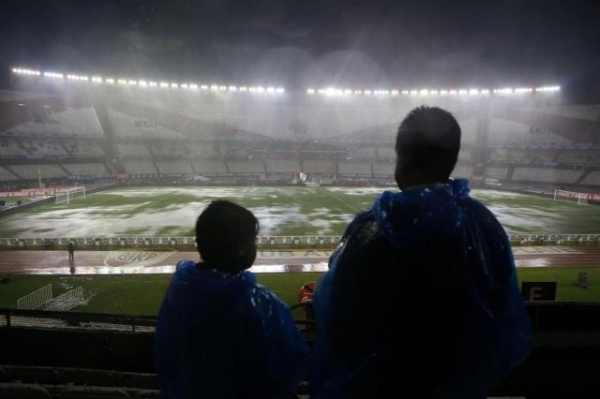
[0,233,599,250]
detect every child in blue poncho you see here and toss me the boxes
[155,200,310,399]
[311,106,531,399]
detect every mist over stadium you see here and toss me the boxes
[1,1,600,397]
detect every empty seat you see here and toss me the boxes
[113,371,158,390]
[0,382,52,399]
[2,365,61,385]
[58,385,131,398]
[60,368,115,387]
[132,388,160,398]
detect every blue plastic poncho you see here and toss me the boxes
[155,260,310,399]
[311,178,531,399]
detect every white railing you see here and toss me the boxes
[0,234,599,249]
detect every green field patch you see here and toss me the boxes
[0,272,324,316]
[121,228,150,236]
[31,228,55,233]
[517,267,600,302]
[0,269,598,317]
[155,226,184,236]
[0,228,30,237]
[1,186,599,238]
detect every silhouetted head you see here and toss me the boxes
[394,106,461,190]
[195,200,259,273]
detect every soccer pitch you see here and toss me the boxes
[1,185,600,238]
[1,185,600,313]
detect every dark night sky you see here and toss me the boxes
[1,0,599,103]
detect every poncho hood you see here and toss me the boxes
[372,178,470,249]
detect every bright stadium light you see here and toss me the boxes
[12,66,561,98]
[44,72,64,79]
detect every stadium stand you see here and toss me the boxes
[1,73,600,398]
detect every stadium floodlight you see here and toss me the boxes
[170,83,178,88]
[391,90,399,96]
[440,90,448,95]
[307,88,315,94]
[354,90,362,94]
[469,89,479,95]
[14,68,41,75]
[401,90,409,95]
[239,86,248,92]
[44,72,64,79]
[189,84,198,90]
[91,76,102,83]
[105,78,115,84]
[364,90,372,95]
[458,89,467,95]
[266,87,275,93]
[276,87,285,93]
[255,86,265,93]
[481,89,490,95]
[117,79,127,85]
[495,88,513,95]
[210,85,218,91]
[149,81,158,87]
[181,83,189,89]
[138,80,148,87]
[419,89,429,96]
[229,86,237,91]
[201,85,209,90]
[160,82,169,88]
[537,85,560,92]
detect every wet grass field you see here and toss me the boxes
[1,186,600,238]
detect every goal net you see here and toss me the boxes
[55,186,86,204]
[553,189,589,206]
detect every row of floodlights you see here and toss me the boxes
[12,68,285,94]
[307,86,560,96]
[13,68,560,96]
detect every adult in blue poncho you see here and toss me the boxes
[155,200,310,399]
[310,106,531,399]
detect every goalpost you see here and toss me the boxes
[55,186,86,204]
[553,189,589,206]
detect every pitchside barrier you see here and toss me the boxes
[0,233,599,250]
